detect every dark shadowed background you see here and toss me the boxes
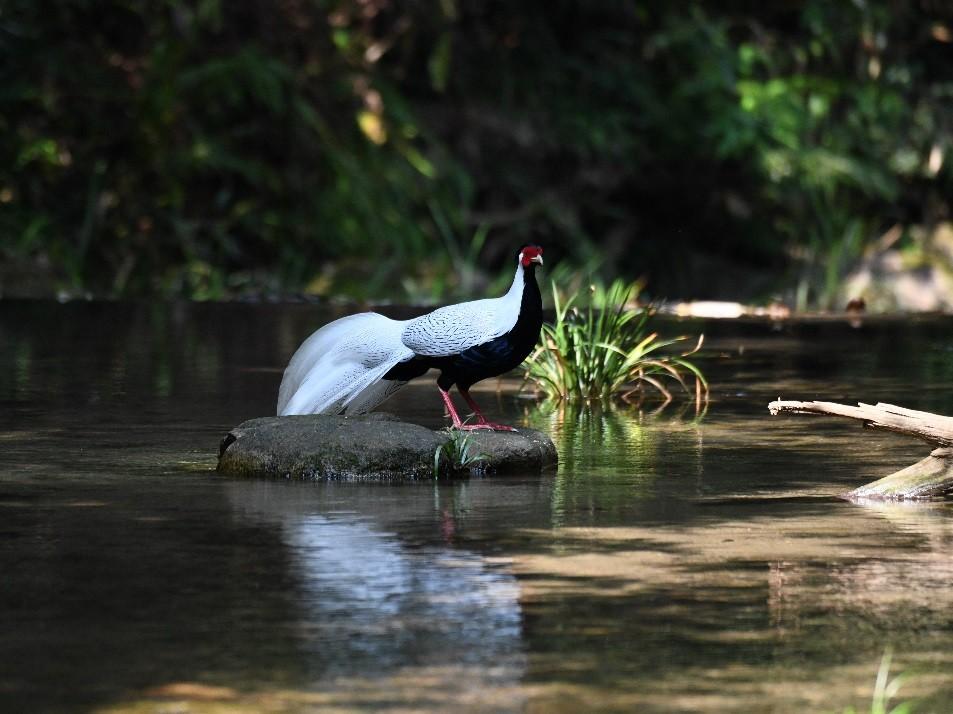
[1,0,952,308]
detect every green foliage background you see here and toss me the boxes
[1,0,951,304]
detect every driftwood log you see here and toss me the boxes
[768,400,953,500]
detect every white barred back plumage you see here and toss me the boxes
[401,267,523,356]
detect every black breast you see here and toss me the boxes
[435,267,543,391]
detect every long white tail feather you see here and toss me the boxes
[278,313,374,413]
[277,312,413,416]
[343,378,408,415]
[283,361,364,415]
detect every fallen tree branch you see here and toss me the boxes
[768,399,953,500]
[769,400,953,448]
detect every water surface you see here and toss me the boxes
[2,301,953,712]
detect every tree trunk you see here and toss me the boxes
[768,400,953,500]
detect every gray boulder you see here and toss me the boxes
[217,414,557,481]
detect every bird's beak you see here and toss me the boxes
[531,255,544,266]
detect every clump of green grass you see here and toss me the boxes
[433,429,489,478]
[522,279,708,405]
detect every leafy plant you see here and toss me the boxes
[433,429,489,478]
[522,280,708,405]
[2,1,950,304]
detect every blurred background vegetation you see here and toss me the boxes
[1,0,951,308]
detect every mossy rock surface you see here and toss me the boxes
[217,413,557,482]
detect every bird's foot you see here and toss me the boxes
[454,422,518,433]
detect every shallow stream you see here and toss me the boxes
[2,301,953,712]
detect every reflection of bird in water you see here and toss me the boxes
[285,514,525,677]
[277,246,544,431]
[222,480,541,700]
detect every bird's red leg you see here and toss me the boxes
[439,388,465,428]
[458,388,518,432]
[459,389,489,424]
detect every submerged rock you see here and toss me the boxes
[217,414,557,481]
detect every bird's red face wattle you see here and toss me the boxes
[520,246,544,267]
